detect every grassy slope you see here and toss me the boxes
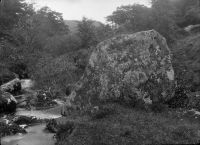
[171,33,200,91]
[54,33,200,145]
[55,103,200,145]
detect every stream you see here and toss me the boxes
[1,124,55,145]
[1,108,62,145]
[1,78,64,145]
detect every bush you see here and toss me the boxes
[56,121,75,141]
[172,34,200,92]
[150,102,168,113]
[46,119,59,133]
[33,53,81,94]
[90,105,116,119]
[0,122,26,137]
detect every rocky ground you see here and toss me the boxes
[0,78,65,140]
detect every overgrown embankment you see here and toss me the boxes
[54,103,200,145]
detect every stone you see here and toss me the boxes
[69,30,175,108]
[0,78,21,95]
[13,116,38,125]
[0,91,17,113]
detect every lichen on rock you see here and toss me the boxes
[69,30,175,108]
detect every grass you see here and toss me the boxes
[55,103,200,145]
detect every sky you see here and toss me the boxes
[27,0,150,23]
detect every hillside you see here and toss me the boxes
[53,30,200,145]
[54,103,200,145]
[172,33,200,91]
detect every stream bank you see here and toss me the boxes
[0,78,65,145]
[1,107,63,145]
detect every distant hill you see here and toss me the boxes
[64,20,103,34]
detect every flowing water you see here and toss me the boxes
[1,124,56,145]
[1,79,65,145]
[15,108,62,119]
[1,107,63,145]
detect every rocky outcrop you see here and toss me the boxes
[68,30,175,108]
[0,78,21,95]
[0,91,17,113]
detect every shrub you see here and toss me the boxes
[150,102,168,113]
[90,105,116,119]
[56,121,75,140]
[0,122,26,137]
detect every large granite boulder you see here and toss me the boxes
[68,30,175,108]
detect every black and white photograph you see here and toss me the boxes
[0,0,200,144]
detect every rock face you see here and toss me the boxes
[0,78,21,95]
[69,30,175,108]
[0,91,17,113]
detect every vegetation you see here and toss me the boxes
[55,103,200,145]
[0,0,114,94]
[0,122,26,137]
[1,0,199,94]
[1,0,200,144]
[107,0,200,42]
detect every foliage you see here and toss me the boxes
[107,0,200,42]
[172,34,200,91]
[90,105,116,120]
[107,4,153,33]
[0,0,28,31]
[173,0,200,27]
[78,17,97,49]
[78,17,113,49]
[56,121,75,141]
[0,122,26,137]
[33,53,81,93]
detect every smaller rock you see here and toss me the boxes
[13,116,38,125]
[1,78,21,95]
[0,91,17,114]
[19,124,28,129]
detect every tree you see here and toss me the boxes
[106,1,180,42]
[78,17,98,49]
[0,0,28,31]
[151,0,178,42]
[107,4,153,33]
[9,6,69,67]
[172,0,200,27]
